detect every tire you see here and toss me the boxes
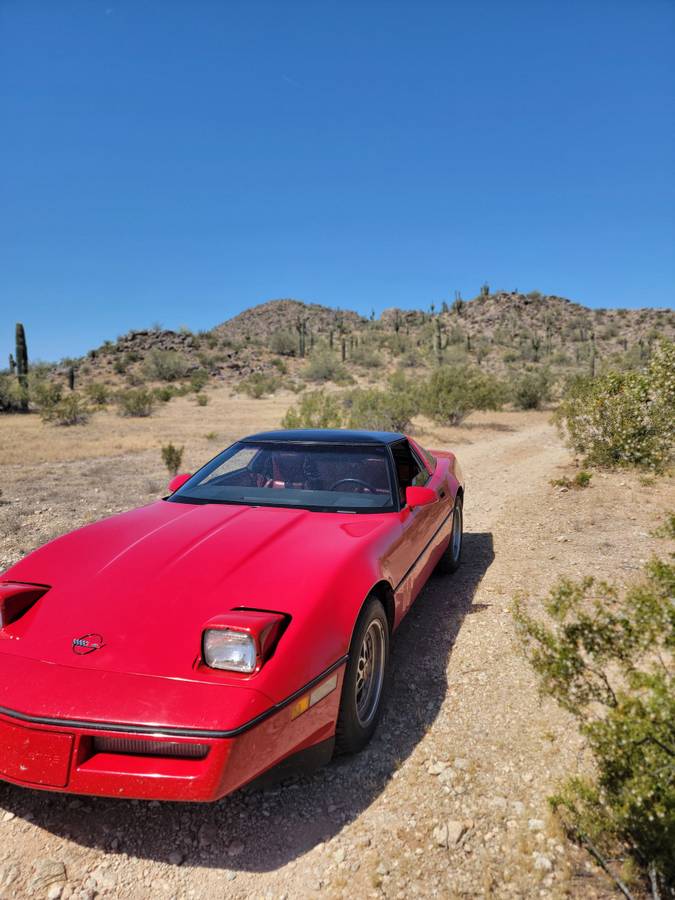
[436,494,463,574]
[335,597,389,755]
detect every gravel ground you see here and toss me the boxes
[0,407,673,899]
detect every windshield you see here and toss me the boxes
[168,441,396,513]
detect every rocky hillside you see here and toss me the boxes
[212,298,365,344]
[14,291,675,393]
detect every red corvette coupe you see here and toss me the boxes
[0,429,463,802]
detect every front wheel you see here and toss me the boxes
[335,597,389,755]
[436,495,463,574]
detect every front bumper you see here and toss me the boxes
[0,666,344,802]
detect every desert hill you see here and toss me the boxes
[58,290,673,391]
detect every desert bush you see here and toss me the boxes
[196,393,208,406]
[422,366,507,426]
[117,388,155,417]
[237,373,280,399]
[511,371,552,410]
[270,330,297,356]
[189,368,209,392]
[513,553,675,895]
[281,390,343,429]
[85,382,110,406]
[153,385,180,403]
[161,443,184,476]
[345,386,418,432]
[303,351,351,384]
[0,375,16,412]
[555,340,674,471]
[143,350,191,382]
[41,394,90,426]
[31,379,62,416]
[349,344,383,369]
[345,372,420,432]
[550,470,592,490]
[271,357,288,374]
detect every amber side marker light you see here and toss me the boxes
[0,583,49,628]
[290,673,338,720]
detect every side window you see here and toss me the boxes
[391,440,428,504]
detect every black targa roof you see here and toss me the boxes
[241,429,405,445]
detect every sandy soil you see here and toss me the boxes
[0,392,673,899]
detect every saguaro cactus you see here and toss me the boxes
[433,319,444,366]
[68,366,76,391]
[296,318,307,358]
[8,353,15,374]
[15,323,29,410]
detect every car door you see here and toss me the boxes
[384,439,448,623]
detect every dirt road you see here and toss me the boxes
[0,403,672,899]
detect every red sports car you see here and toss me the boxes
[0,429,464,802]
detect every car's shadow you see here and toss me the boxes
[0,532,494,873]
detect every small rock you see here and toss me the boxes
[427,761,448,775]
[533,852,553,872]
[453,758,469,770]
[447,820,467,846]
[528,818,545,831]
[29,859,66,894]
[1,812,15,822]
[432,819,466,848]
[333,848,346,864]
[512,801,525,815]
[47,885,63,900]
[168,851,184,866]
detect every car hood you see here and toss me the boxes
[1,499,390,682]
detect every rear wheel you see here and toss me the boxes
[436,495,463,574]
[335,597,389,754]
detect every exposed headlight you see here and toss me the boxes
[203,628,257,673]
[201,610,287,674]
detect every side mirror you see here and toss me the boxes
[168,473,192,493]
[406,485,437,509]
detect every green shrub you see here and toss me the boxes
[303,351,351,384]
[270,331,297,356]
[189,368,209,392]
[511,371,551,410]
[41,394,90,426]
[237,373,280,399]
[117,388,155,417]
[513,554,675,895]
[31,379,62,415]
[550,470,592,490]
[349,344,383,369]
[555,340,674,471]
[153,385,179,403]
[143,350,191,382]
[0,374,29,412]
[345,387,418,432]
[196,393,208,406]
[85,382,110,406]
[282,390,343,429]
[161,442,184,476]
[271,357,288,374]
[422,365,507,426]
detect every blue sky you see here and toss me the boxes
[1,1,674,361]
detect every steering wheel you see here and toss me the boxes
[329,477,375,493]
